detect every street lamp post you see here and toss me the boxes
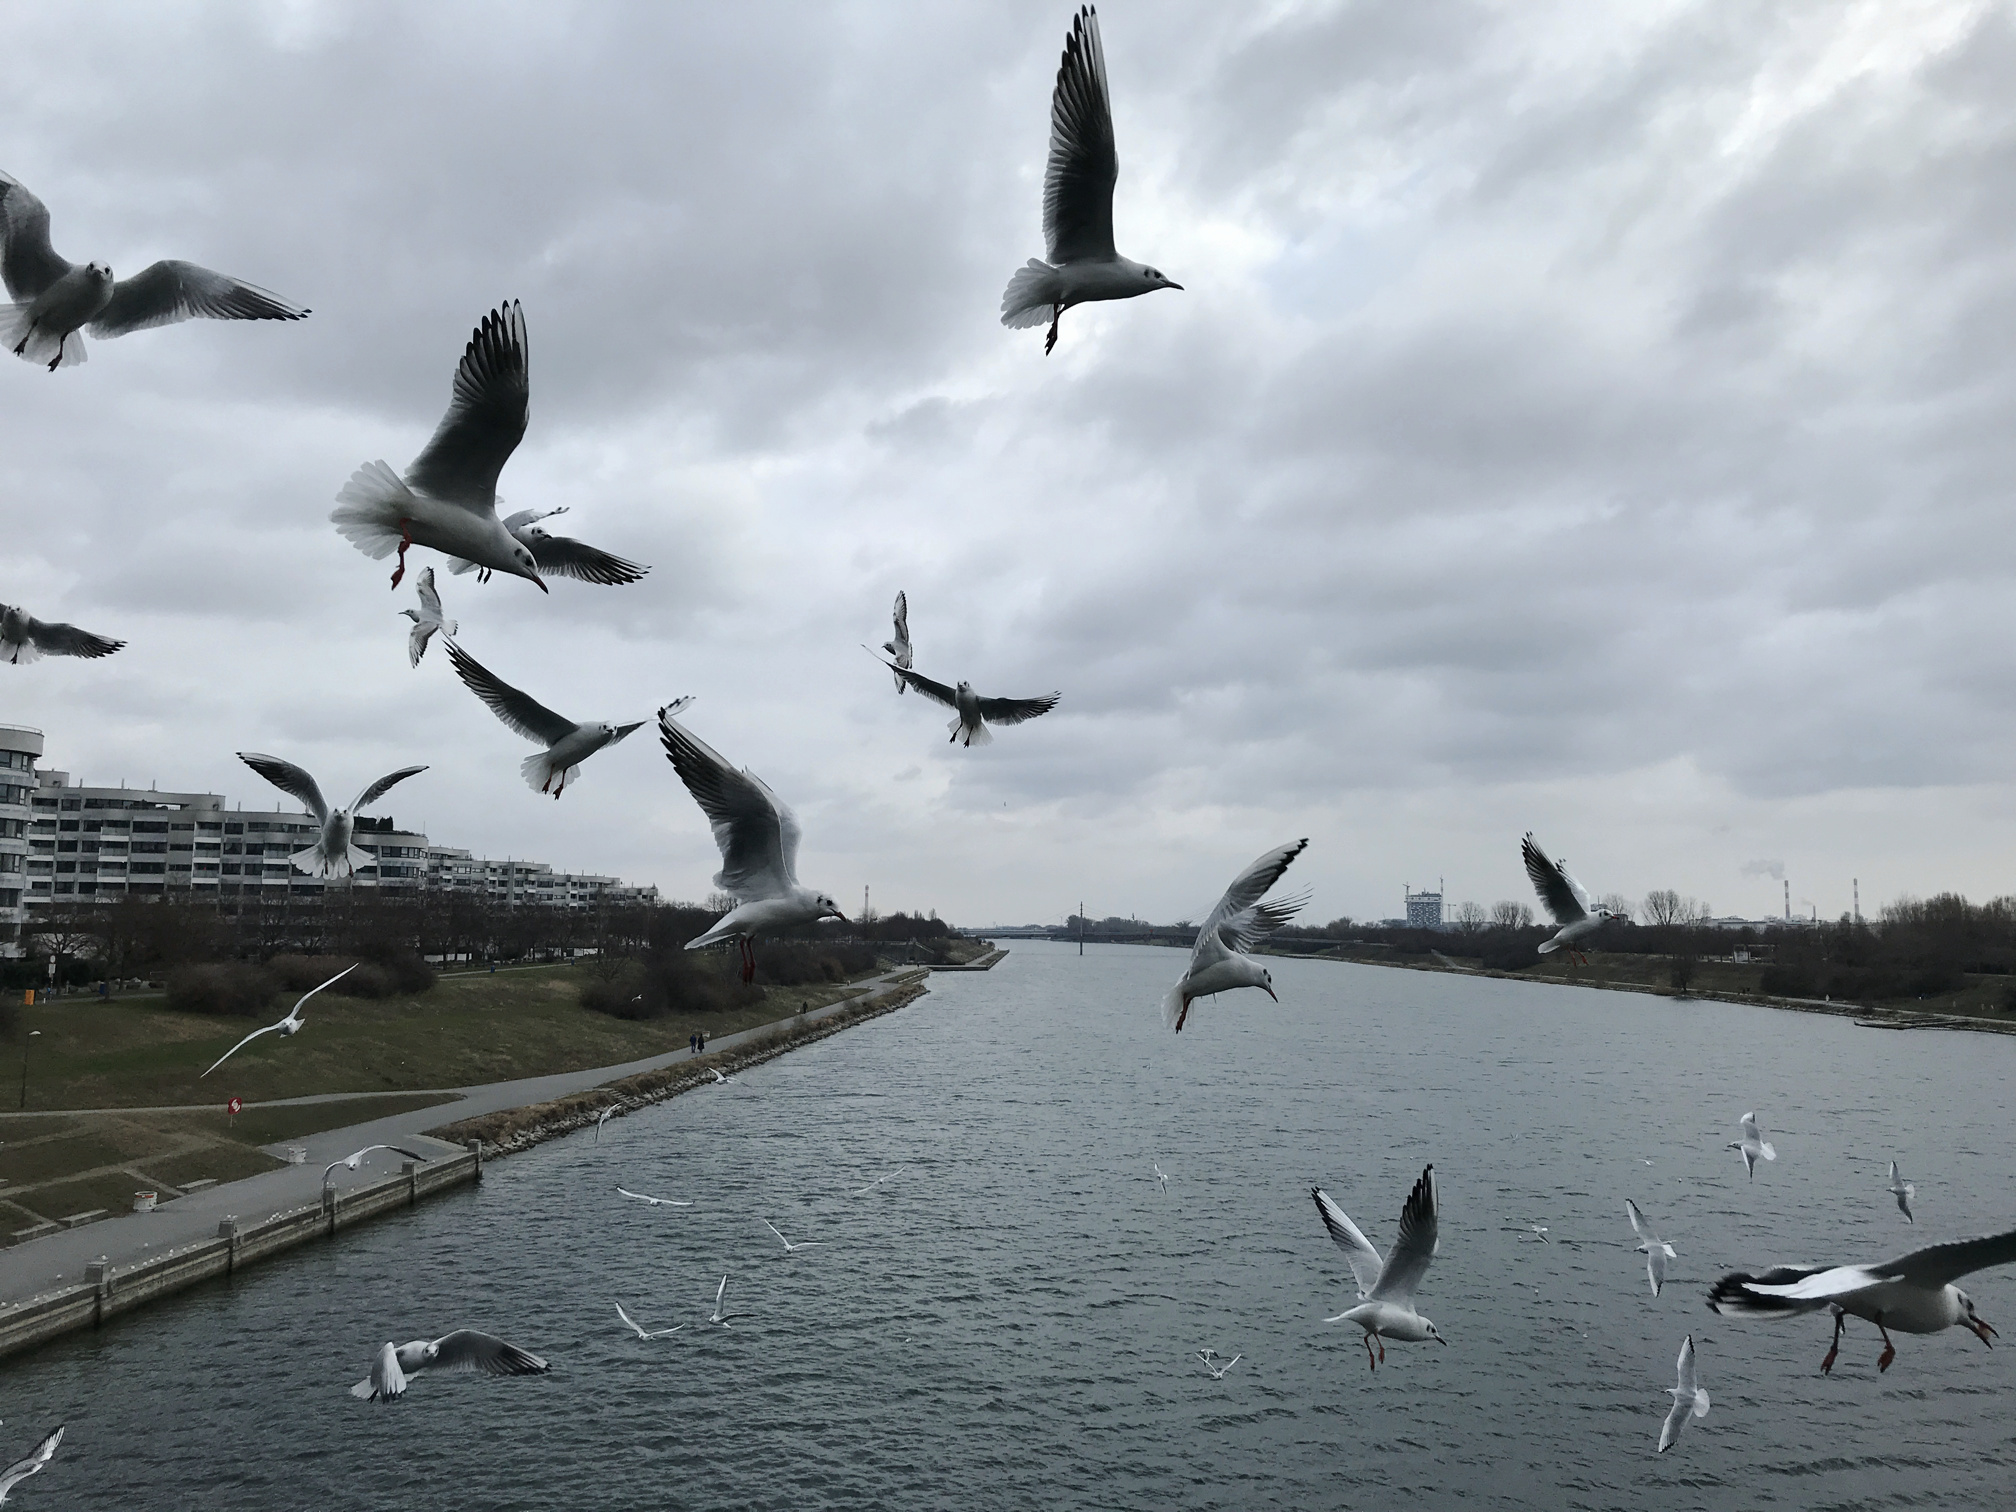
[18,1029,41,1111]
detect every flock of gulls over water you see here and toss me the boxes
[0,1,2012,1487]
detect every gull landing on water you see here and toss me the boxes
[1727,1113,1777,1181]
[1708,1227,2012,1373]
[1888,1162,1916,1223]
[1626,1199,1678,1296]
[999,7,1181,353]
[236,753,426,878]
[445,641,646,798]
[615,1302,683,1340]
[1312,1167,1445,1370]
[1163,839,1309,1033]
[201,964,355,1077]
[1521,833,1622,964]
[1657,1335,1710,1452]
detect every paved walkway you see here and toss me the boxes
[0,967,925,1307]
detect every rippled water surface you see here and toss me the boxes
[6,942,2015,1510]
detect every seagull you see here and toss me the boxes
[1000,7,1181,354]
[1200,1352,1241,1379]
[349,1330,549,1400]
[1,603,123,664]
[1504,1223,1551,1244]
[323,1145,430,1184]
[399,567,456,666]
[708,1275,738,1327]
[1708,1227,2013,1373]
[1657,1335,1710,1452]
[1312,1166,1445,1370]
[595,1107,614,1142]
[852,1167,906,1196]
[870,655,1060,747]
[444,641,646,798]
[764,1220,822,1253]
[883,591,913,692]
[1521,833,1623,964]
[1887,1161,1916,1223]
[236,753,427,878]
[1153,1162,1169,1193]
[1726,1113,1777,1181]
[617,1186,692,1207]
[1626,1199,1678,1296]
[331,301,547,592]
[201,964,355,1077]
[615,1302,684,1339]
[1162,839,1309,1033]
[449,506,649,586]
[0,1426,62,1504]
[708,1067,738,1086]
[658,703,846,983]
[0,168,307,371]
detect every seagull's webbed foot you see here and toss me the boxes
[390,518,414,589]
[1044,304,1060,356]
[1876,1314,1896,1373]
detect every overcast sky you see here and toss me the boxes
[7,0,2016,927]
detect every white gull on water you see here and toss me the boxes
[1162,839,1309,1033]
[445,640,648,798]
[1312,1166,1445,1370]
[235,753,426,879]
[201,964,355,1077]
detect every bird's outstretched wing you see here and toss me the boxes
[890,591,910,652]
[422,1330,549,1377]
[416,567,446,620]
[658,706,800,899]
[89,260,308,337]
[1043,6,1118,264]
[520,527,649,585]
[1214,892,1311,956]
[1625,1199,1657,1246]
[1521,833,1586,927]
[201,1020,280,1078]
[25,616,124,659]
[406,302,529,510]
[874,656,959,709]
[1312,1186,1385,1299]
[237,752,330,823]
[974,690,1061,726]
[350,766,427,813]
[446,641,577,747]
[0,172,71,300]
[1191,839,1308,968]
[0,1424,65,1498]
[1369,1165,1439,1304]
[1875,1228,2016,1289]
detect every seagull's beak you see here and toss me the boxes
[1261,983,1278,1001]
[1968,1315,1997,1346]
[827,909,848,923]
[531,572,549,593]
[1167,280,1184,290]
[1435,1334,1447,1345]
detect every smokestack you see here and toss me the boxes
[1784,879,1790,921]
[1853,878,1859,923]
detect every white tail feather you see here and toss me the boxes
[520,751,581,795]
[289,844,324,875]
[3,305,86,367]
[331,460,417,557]
[950,715,993,747]
[2,638,44,665]
[1001,259,1061,327]
[1537,939,1561,954]
[349,1379,375,1400]
[445,557,480,575]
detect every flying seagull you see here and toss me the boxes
[1,603,123,664]
[708,1067,738,1086]
[1887,1161,1916,1223]
[1626,1199,1678,1296]
[450,506,649,586]
[883,591,912,692]
[1707,1227,2012,1373]
[1313,1167,1445,1370]
[201,964,355,1077]
[350,1330,549,1401]
[445,641,646,798]
[871,655,1060,747]
[399,567,456,666]
[1153,1162,1169,1193]
[1000,7,1180,353]
[0,168,307,371]
[236,753,426,878]
[323,1145,430,1185]
[708,1275,738,1328]
[852,1167,906,1196]
[0,1425,63,1504]
[1199,1351,1241,1380]
[658,703,845,983]
[1521,833,1622,964]
[1727,1113,1777,1181]
[764,1220,822,1254]
[616,1186,692,1207]
[1163,839,1309,1033]
[595,1108,615,1143]
[1656,1335,1710,1452]
[615,1302,684,1340]
[331,301,548,591]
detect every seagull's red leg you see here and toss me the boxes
[1376,1336,1386,1364]
[1363,1332,1377,1371]
[390,518,414,589]
[1876,1313,1896,1372]
[740,937,756,985]
[1821,1306,1844,1374]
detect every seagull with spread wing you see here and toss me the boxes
[870,653,1060,747]
[350,1330,549,1402]
[444,641,646,798]
[1312,1166,1445,1370]
[615,1302,684,1340]
[1727,1112,1777,1181]
[1521,832,1622,964]
[448,506,649,586]
[1,168,307,371]
[1626,1199,1678,1297]
[1,603,123,664]
[1657,1335,1710,1452]
[883,591,913,692]
[399,567,456,666]
[1000,7,1181,353]
[323,1145,431,1186]
[658,702,845,983]
[236,752,426,878]
[1162,839,1309,1033]
[201,964,354,1077]
[0,1425,63,1504]
[332,301,547,591]
[1887,1161,1916,1223]
[617,1186,692,1207]
[1708,1226,2012,1373]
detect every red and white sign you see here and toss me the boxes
[226,1097,243,1116]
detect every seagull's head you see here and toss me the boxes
[504,540,548,593]
[1424,1319,1446,1345]
[1142,265,1182,292]
[816,894,847,923]
[956,680,974,698]
[1259,968,1278,1002]
[86,261,113,288]
[1960,1292,1997,1345]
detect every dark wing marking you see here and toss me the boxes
[424,1330,549,1377]
[658,706,799,898]
[350,766,428,812]
[1369,1165,1439,1303]
[446,641,576,746]
[406,302,529,509]
[236,752,329,822]
[1705,1265,1834,1316]
[89,260,309,337]
[974,690,1060,725]
[885,661,960,710]
[521,527,649,585]
[1043,7,1118,264]
[1521,832,1585,926]
[0,172,69,300]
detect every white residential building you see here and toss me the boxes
[0,725,40,958]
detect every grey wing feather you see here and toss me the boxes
[1369,1165,1439,1303]
[88,260,309,337]
[1312,1186,1384,1298]
[521,527,649,585]
[1193,840,1309,962]
[237,752,329,823]
[446,641,577,746]
[0,1424,64,1496]
[28,617,124,658]
[350,765,427,812]
[658,707,799,899]
[974,691,1061,725]
[886,661,960,710]
[1215,892,1310,956]
[1522,832,1586,926]
[891,591,908,644]
[1874,1227,2016,1288]
[424,1329,549,1377]
[406,302,529,510]
[0,172,71,299]
[1043,7,1118,264]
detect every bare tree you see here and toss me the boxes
[1596,892,1633,918]
[1490,901,1534,930]
[1642,891,1711,926]
[1451,901,1488,934]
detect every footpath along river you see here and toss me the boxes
[1,940,2012,1510]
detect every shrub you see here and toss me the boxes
[268,951,437,999]
[751,939,878,985]
[579,952,762,1021]
[166,962,280,1017]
